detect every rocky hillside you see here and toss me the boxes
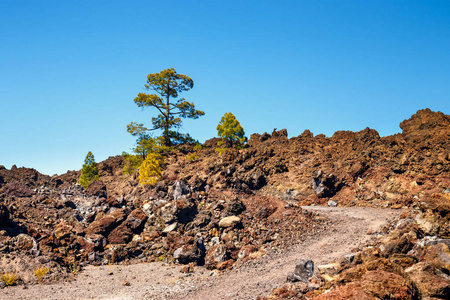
[0,108,449,298]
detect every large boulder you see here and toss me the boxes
[107,209,147,244]
[173,244,202,264]
[107,224,133,244]
[315,270,418,300]
[122,208,147,230]
[361,270,418,300]
[13,234,35,251]
[86,209,127,235]
[312,171,340,198]
[406,262,450,298]
[400,108,450,135]
[85,180,107,198]
[53,221,73,240]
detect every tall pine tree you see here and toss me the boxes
[129,68,204,146]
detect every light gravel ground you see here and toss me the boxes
[1,206,401,300]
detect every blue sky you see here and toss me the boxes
[1,1,449,175]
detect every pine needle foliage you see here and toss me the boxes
[139,152,163,186]
[122,152,143,176]
[122,135,170,176]
[79,151,99,188]
[217,112,247,148]
[129,68,204,146]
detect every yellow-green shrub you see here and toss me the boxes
[215,148,226,154]
[186,153,199,161]
[139,153,163,185]
[34,267,49,284]
[1,273,19,286]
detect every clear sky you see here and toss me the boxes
[1,1,449,175]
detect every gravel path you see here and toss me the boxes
[1,206,401,300]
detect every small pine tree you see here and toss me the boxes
[216,112,247,148]
[122,152,143,176]
[122,135,170,176]
[79,151,99,188]
[139,152,163,186]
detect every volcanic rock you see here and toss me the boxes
[173,244,202,264]
[85,180,107,198]
[0,205,9,225]
[205,243,228,270]
[406,262,450,298]
[287,259,314,283]
[85,209,127,235]
[218,216,241,228]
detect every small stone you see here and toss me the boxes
[162,222,177,234]
[327,200,337,207]
[218,216,241,228]
[344,253,356,263]
[317,262,340,275]
[180,263,194,274]
[122,280,131,286]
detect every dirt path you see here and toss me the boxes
[2,206,401,300]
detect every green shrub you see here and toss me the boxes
[122,152,143,175]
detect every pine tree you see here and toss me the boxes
[129,68,204,146]
[79,151,99,188]
[217,112,247,148]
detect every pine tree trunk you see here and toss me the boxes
[164,85,171,147]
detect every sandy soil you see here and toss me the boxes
[1,206,401,300]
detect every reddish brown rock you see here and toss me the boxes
[106,209,147,244]
[85,209,127,235]
[107,224,133,244]
[205,243,228,269]
[315,270,418,300]
[406,262,450,297]
[361,270,418,300]
[53,221,73,240]
[237,244,258,261]
[73,236,96,253]
[122,208,147,230]
[313,282,371,300]
[85,180,107,198]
